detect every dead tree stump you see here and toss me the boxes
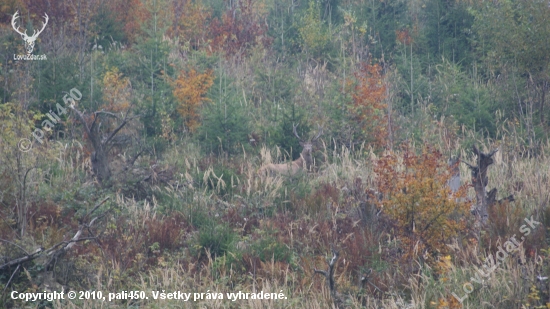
[463,146,514,227]
[314,247,344,308]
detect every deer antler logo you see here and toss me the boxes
[11,11,49,54]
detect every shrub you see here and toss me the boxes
[348,61,389,151]
[172,68,214,132]
[194,222,237,259]
[375,144,471,263]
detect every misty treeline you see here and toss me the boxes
[0,0,548,155]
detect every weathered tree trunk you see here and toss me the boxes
[314,247,343,308]
[91,149,111,183]
[86,122,111,183]
[464,146,501,225]
[463,147,515,235]
[69,106,134,184]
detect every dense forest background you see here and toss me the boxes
[0,0,549,308]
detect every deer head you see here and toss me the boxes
[12,11,49,54]
[293,123,322,148]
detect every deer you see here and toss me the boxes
[12,11,49,54]
[258,124,323,178]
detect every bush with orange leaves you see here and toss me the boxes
[375,145,471,263]
[172,69,214,132]
[102,67,132,113]
[348,62,389,150]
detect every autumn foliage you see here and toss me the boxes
[169,0,212,50]
[349,62,388,150]
[375,145,470,262]
[102,67,132,113]
[172,69,214,132]
[396,28,413,46]
[208,0,271,56]
[108,0,149,43]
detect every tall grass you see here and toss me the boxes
[2,117,549,309]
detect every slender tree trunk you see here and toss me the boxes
[410,42,413,114]
[541,81,546,125]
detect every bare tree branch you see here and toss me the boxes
[103,114,140,147]
[68,105,91,136]
[94,110,120,120]
[0,238,29,255]
[0,197,110,272]
[313,247,341,306]
[0,248,43,270]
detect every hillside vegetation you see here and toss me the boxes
[0,0,549,308]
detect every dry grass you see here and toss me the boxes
[2,124,549,309]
